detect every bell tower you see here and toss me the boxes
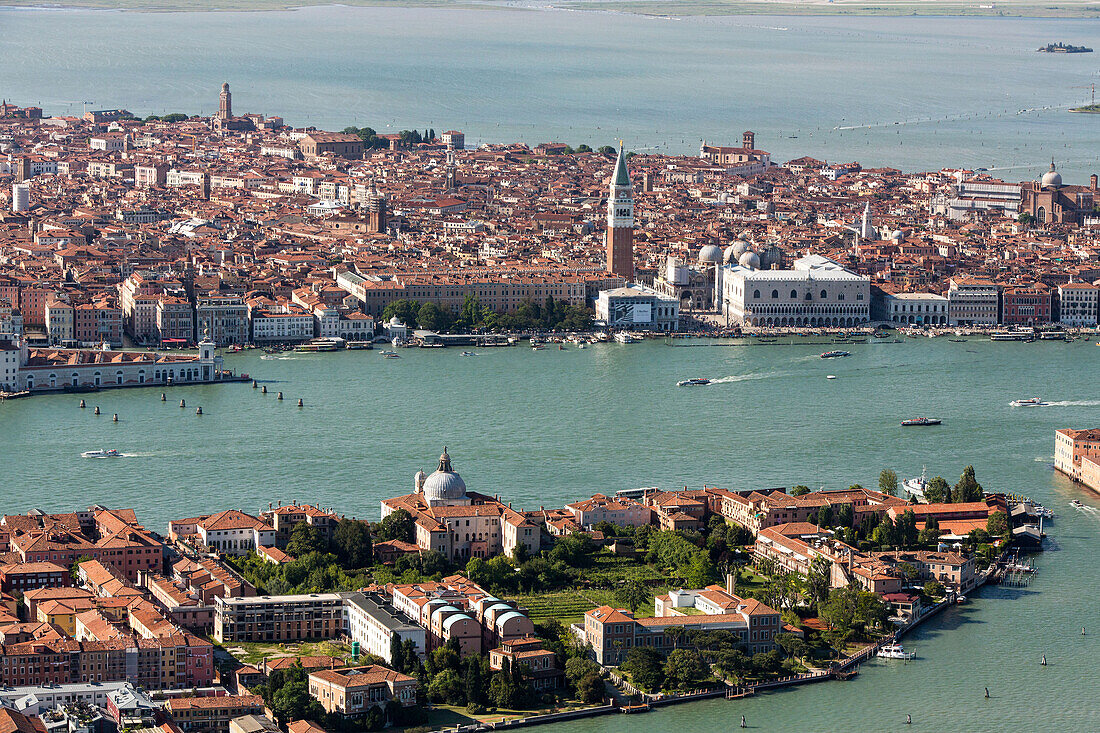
[606,143,634,280]
[218,82,232,120]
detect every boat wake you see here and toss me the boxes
[260,355,304,361]
[708,371,783,385]
[1044,400,1100,407]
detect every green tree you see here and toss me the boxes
[464,657,485,707]
[923,580,946,598]
[271,677,325,726]
[924,476,949,504]
[879,469,898,497]
[805,555,832,610]
[576,144,593,153]
[953,465,983,504]
[376,509,415,543]
[574,670,604,703]
[381,299,420,328]
[416,302,451,332]
[333,518,373,568]
[686,551,718,589]
[986,510,1008,537]
[620,647,663,692]
[427,668,464,705]
[789,485,811,497]
[286,523,325,557]
[614,580,650,615]
[662,649,710,691]
[967,528,991,546]
[598,145,616,155]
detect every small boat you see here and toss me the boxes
[677,378,711,387]
[949,338,966,343]
[820,350,850,359]
[383,352,401,359]
[826,375,837,380]
[1070,500,1084,508]
[877,643,915,660]
[614,332,637,344]
[1010,397,1048,407]
[955,595,966,604]
[461,351,477,357]
[379,349,397,356]
[901,417,941,427]
[345,341,371,350]
[82,449,121,458]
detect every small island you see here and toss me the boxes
[1069,104,1100,114]
[1037,42,1092,53]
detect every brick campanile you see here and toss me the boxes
[606,144,634,279]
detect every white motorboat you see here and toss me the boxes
[677,378,711,387]
[902,468,928,502]
[1010,397,1048,407]
[877,643,915,660]
[82,449,121,459]
[826,375,837,380]
[461,351,477,357]
[614,332,637,344]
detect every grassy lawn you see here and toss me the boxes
[215,638,354,666]
[426,700,594,726]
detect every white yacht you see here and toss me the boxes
[902,468,928,502]
[82,449,121,459]
[1010,397,1048,407]
[877,643,915,660]
[614,332,637,344]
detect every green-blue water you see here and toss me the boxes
[2,339,1099,730]
[2,8,1100,178]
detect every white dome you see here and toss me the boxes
[698,245,723,264]
[422,448,467,503]
[890,230,905,241]
[724,240,750,264]
[738,251,761,269]
[1042,162,1062,188]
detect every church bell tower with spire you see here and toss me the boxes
[606,143,634,280]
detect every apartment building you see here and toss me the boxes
[307,666,417,718]
[213,593,346,643]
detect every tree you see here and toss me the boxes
[271,677,325,726]
[805,555,832,610]
[879,469,898,497]
[576,144,593,153]
[286,523,325,557]
[416,302,451,332]
[774,632,809,663]
[564,657,602,700]
[986,510,1008,537]
[333,518,373,568]
[620,648,663,691]
[71,554,95,582]
[917,514,942,546]
[381,299,420,328]
[923,580,945,598]
[663,649,710,691]
[895,510,919,548]
[967,528,991,546]
[464,657,485,707]
[598,145,616,156]
[924,476,949,504]
[427,668,464,705]
[686,551,719,589]
[789,485,811,497]
[574,670,604,703]
[376,509,414,543]
[614,580,650,615]
[953,465,983,504]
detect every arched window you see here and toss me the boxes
[1036,207,1046,223]
[753,289,760,299]
[838,293,845,301]
[49,373,57,388]
[821,289,828,299]
[71,373,79,386]
[791,289,798,299]
[771,289,779,299]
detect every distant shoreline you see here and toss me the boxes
[3,0,1100,17]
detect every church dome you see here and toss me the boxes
[422,448,466,502]
[738,251,761,269]
[1042,162,1062,189]
[724,240,750,263]
[698,244,723,264]
[890,229,905,241]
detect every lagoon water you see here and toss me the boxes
[2,338,1100,730]
[2,7,1100,178]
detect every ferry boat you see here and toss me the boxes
[991,332,1022,341]
[295,338,341,353]
[677,378,711,387]
[901,417,941,427]
[614,332,637,344]
[877,643,915,660]
[820,350,850,358]
[1010,397,1048,407]
[345,341,371,350]
[82,449,121,459]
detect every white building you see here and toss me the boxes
[947,277,999,326]
[194,509,276,555]
[250,306,315,343]
[1,340,18,392]
[718,254,870,327]
[12,183,29,213]
[884,292,949,325]
[195,295,249,345]
[595,284,680,332]
[1057,283,1098,326]
[345,592,425,664]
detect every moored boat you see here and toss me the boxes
[877,642,915,660]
